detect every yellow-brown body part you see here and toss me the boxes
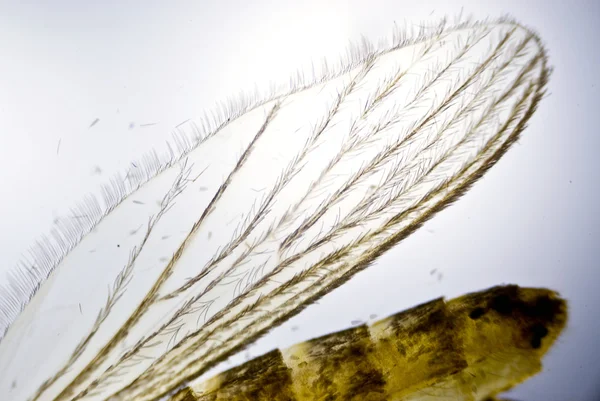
[170,285,567,401]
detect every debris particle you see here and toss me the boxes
[140,122,158,127]
[92,166,103,175]
[129,122,135,130]
[89,118,100,128]
[79,303,82,314]
[199,186,208,191]
[132,200,145,205]
[351,320,363,326]
[369,314,377,320]
[161,235,170,240]
[176,119,190,128]
[291,325,299,332]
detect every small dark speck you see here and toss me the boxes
[161,235,170,240]
[129,122,135,129]
[89,249,96,253]
[430,269,437,275]
[569,180,572,184]
[92,166,103,175]
[207,232,212,240]
[11,380,16,389]
[351,320,363,326]
[369,314,378,320]
[159,257,169,262]
[140,122,158,127]
[199,186,208,191]
[426,229,435,234]
[117,244,120,248]
[89,118,100,128]
[79,303,82,314]
[132,200,145,205]
[291,325,299,332]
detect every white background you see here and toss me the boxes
[0,1,598,400]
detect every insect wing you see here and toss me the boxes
[0,18,550,401]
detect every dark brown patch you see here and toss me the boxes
[529,323,549,349]
[297,325,386,399]
[469,307,485,320]
[490,293,514,315]
[481,286,565,350]
[210,349,294,400]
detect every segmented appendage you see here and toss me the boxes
[171,286,566,401]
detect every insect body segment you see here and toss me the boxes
[171,285,567,400]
